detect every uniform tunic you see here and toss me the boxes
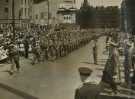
[75,82,101,99]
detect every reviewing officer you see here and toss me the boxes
[75,67,102,99]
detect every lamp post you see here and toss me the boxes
[12,0,15,40]
[47,0,50,26]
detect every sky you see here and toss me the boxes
[75,0,122,8]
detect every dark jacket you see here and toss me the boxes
[75,82,101,99]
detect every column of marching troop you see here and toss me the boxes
[0,24,95,74]
[0,24,48,74]
[39,30,93,61]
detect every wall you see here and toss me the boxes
[32,0,63,25]
[0,0,9,24]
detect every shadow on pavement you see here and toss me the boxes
[0,82,38,99]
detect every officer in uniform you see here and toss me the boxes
[75,67,101,99]
[92,39,98,65]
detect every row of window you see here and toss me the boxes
[21,0,27,4]
[35,12,45,19]
[21,0,32,5]
[4,7,8,13]
[19,8,30,18]
[64,16,71,20]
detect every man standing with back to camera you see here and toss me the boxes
[75,67,102,99]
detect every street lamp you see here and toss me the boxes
[12,0,15,40]
[47,0,50,26]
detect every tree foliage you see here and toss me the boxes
[76,0,120,29]
[76,0,94,29]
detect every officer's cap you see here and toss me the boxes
[78,67,92,76]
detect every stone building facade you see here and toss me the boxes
[57,0,77,24]
[0,0,10,24]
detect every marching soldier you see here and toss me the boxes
[40,38,47,62]
[24,37,29,58]
[31,38,41,65]
[8,43,20,74]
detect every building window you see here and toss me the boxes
[35,14,38,19]
[21,0,23,4]
[19,8,23,18]
[5,0,8,2]
[4,7,8,13]
[40,12,44,19]
[68,16,71,20]
[25,8,27,16]
[64,16,66,20]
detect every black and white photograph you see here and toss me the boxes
[0,0,135,99]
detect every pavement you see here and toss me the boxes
[0,36,134,99]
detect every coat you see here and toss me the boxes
[104,45,121,81]
[75,82,101,99]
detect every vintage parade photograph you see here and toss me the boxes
[0,0,135,99]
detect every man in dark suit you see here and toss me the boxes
[75,67,101,99]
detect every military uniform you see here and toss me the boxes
[75,82,101,99]
[24,38,29,58]
[75,67,101,99]
[31,44,40,65]
[8,44,20,72]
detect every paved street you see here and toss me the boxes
[0,36,107,99]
